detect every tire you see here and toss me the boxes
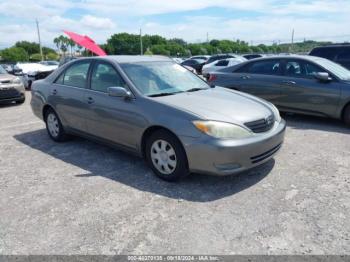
[44,108,69,142]
[145,130,189,181]
[343,104,350,126]
[16,97,25,104]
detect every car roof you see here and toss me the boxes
[243,54,325,63]
[312,44,350,49]
[91,55,173,63]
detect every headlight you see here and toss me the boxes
[12,77,22,84]
[270,104,281,123]
[193,121,253,139]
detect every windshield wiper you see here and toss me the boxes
[186,87,208,92]
[148,91,183,97]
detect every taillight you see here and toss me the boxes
[208,74,217,82]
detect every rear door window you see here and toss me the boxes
[215,60,229,66]
[55,61,91,88]
[248,60,281,75]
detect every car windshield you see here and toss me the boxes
[316,58,350,81]
[120,61,209,96]
[0,65,7,74]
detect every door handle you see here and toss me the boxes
[52,89,57,95]
[241,75,251,80]
[87,97,94,104]
[282,80,296,86]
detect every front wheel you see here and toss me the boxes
[16,97,25,104]
[45,108,69,142]
[343,104,350,126]
[145,130,189,181]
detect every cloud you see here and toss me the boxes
[81,15,115,30]
[0,0,72,19]
[0,0,349,48]
[79,0,271,16]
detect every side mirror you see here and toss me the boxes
[108,86,132,99]
[315,72,332,82]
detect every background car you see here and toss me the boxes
[181,58,206,74]
[243,54,265,60]
[182,65,197,74]
[208,55,350,125]
[202,57,247,78]
[171,57,184,64]
[59,56,78,66]
[0,65,25,104]
[190,55,211,62]
[31,56,285,181]
[39,61,59,69]
[309,44,350,70]
[205,54,246,65]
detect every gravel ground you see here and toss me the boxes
[0,91,349,255]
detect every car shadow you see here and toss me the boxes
[14,129,274,202]
[0,101,20,108]
[282,113,350,134]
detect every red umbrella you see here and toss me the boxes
[63,30,106,56]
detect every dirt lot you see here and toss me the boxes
[0,91,349,255]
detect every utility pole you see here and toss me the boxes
[206,32,209,43]
[36,19,43,61]
[140,28,143,55]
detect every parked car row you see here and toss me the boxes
[208,55,350,125]
[0,61,60,90]
[180,54,249,75]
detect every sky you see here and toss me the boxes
[0,0,350,49]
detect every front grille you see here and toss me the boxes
[0,80,11,84]
[250,143,282,164]
[244,115,274,133]
[0,88,21,99]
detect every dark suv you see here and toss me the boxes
[310,45,350,70]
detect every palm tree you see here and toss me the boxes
[58,35,68,57]
[67,39,76,56]
[53,37,61,53]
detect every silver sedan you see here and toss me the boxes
[31,56,286,181]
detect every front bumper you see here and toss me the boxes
[0,84,25,102]
[181,119,286,176]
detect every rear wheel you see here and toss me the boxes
[44,108,69,142]
[145,130,189,181]
[343,104,350,126]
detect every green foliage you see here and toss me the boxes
[144,49,153,55]
[46,52,58,60]
[15,41,39,56]
[1,47,29,62]
[106,33,141,55]
[15,41,55,56]
[150,44,170,56]
[30,53,43,61]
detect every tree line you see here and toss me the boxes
[101,33,332,56]
[0,32,334,62]
[0,41,58,62]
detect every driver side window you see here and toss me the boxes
[91,62,127,93]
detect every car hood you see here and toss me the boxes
[0,74,16,81]
[154,87,274,124]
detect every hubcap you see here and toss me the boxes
[47,113,59,138]
[150,139,177,175]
